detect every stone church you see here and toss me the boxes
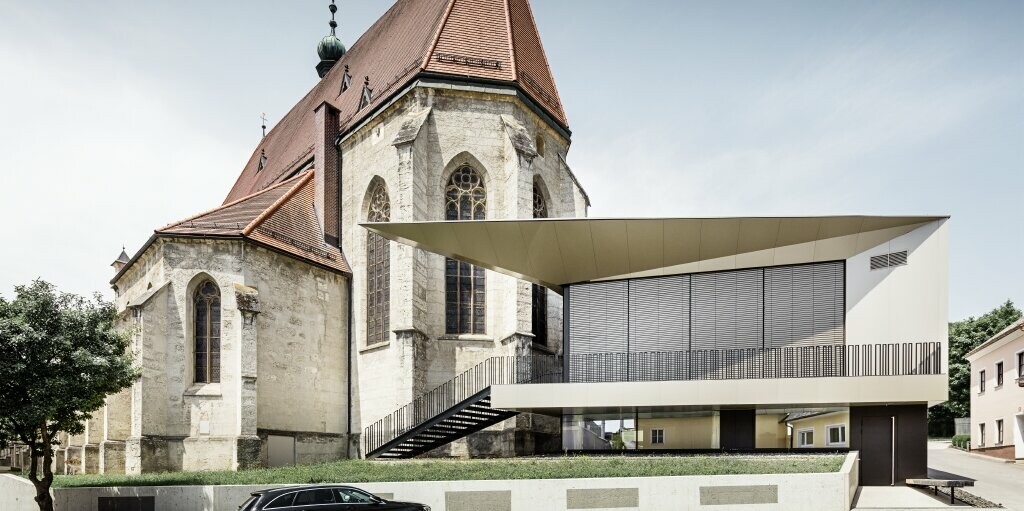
[55,0,589,474]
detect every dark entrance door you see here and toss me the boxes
[720,409,755,450]
[860,416,894,486]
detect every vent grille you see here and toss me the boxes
[870,250,908,270]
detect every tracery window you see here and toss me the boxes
[531,181,548,346]
[193,280,221,384]
[445,166,486,334]
[366,181,391,346]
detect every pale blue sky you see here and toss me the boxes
[0,1,1020,320]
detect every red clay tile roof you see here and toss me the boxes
[224,0,566,204]
[158,171,349,273]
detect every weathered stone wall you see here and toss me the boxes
[106,237,352,471]
[341,82,584,456]
[244,245,349,456]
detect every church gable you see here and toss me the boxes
[113,171,349,287]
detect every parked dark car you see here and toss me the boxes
[240,485,430,511]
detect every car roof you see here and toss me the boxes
[256,484,365,497]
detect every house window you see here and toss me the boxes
[650,429,665,445]
[826,424,847,446]
[979,423,986,446]
[531,181,548,346]
[1018,351,1024,378]
[366,181,391,346]
[996,419,1004,445]
[797,428,814,447]
[979,370,986,393]
[444,166,486,334]
[193,280,221,384]
[996,362,1004,387]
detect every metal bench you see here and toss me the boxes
[906,478,975,505]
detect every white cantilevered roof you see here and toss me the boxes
[363,216,946,292]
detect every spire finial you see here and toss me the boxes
[260,112,267,138]
[329,1,338,36]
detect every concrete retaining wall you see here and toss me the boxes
[41,452,859,511]
[0,474,39,511]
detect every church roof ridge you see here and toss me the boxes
[163,172,309,232]
[224,0,566,204]
[242,171,315,236]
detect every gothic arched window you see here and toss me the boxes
[531,181,548,346]
[193,280,221,384]
[445,166,486,334]
[366,181,391,346]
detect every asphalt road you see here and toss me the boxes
[928,440,1024,510]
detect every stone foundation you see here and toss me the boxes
[99,441,126,474]
[973,444,1017,460]
[237,436,262,470]
[82,444,100,474]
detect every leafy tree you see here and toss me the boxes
[928,300,1021,436]
[0,280,137,511]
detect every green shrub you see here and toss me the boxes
[951,434,970,449]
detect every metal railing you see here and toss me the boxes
[363,355,562,455]
[569,342,943,383]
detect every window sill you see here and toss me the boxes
[185,383,222,397]
[360,341,390,354]
[438,334,493,343]
[994,385,1003,390]
[826,443,848,448]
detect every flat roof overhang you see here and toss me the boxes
[490,375,948,415]
[362,216,947,292]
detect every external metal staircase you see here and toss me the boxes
[364,355,561,459]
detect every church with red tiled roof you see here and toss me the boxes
[72,0,589,473]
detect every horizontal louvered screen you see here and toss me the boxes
[691,268,763,350]
[567,262,846,380]
[764,262,844,348]
[628,275,689,353]
[568,281,628,354]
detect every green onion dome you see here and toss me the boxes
[318,35,346,61]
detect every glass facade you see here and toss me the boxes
[562,407,850,451]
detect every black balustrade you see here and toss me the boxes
[363,342,941,455]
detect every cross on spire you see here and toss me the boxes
[261,112,267,138]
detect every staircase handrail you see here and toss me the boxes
[363,354,562,455]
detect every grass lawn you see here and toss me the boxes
[50,454,845,488]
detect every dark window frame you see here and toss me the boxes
[650,428,665,445]
[996,361,1004,387]
[531,181,549,346]
[193,280,221,384]
[444,166,487,335]
[980,370,986,393]
[365,181,391,347]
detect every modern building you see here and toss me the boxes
[364,216,950,485]
[44,0,952,483]
[965,318,1024,460]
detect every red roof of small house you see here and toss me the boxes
[223,0,566,204]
